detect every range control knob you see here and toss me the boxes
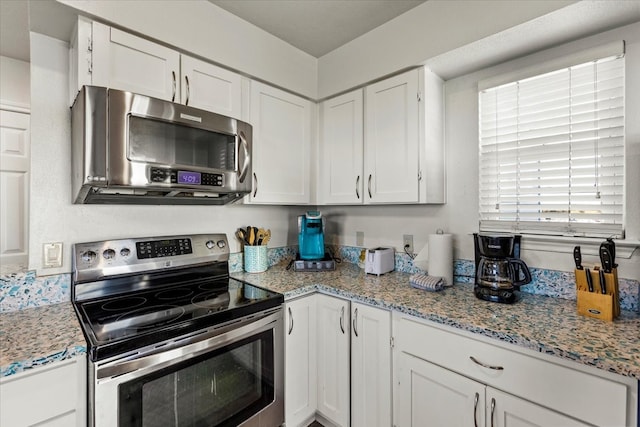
[103,249,116,260]
[81,250,97,263]
[206,240,215,249]
[120,248,131,257]
[217,240,226,249]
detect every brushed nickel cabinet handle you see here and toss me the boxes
[367,174,372,198]
[473,392,479,427]
[470,356,504,371]
[185,75,190,106]
[355,175,360,199]
[340,306,345,334]
[171,71,176,102]
[288,307,293,335]
[490,397,496,427]
[253,173,258,197]
[352,308,358,337]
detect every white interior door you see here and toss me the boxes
[0,109,29,267]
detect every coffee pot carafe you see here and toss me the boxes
[473,233,532,303]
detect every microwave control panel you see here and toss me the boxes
[150,167,224,187]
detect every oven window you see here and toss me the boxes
[128,116,237,171]
[119,330,274,427]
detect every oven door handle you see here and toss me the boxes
[96,309,281,381]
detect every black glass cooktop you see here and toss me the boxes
[75,276,283,361]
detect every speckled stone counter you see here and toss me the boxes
[0,302,86,377]
[234,261,640,380]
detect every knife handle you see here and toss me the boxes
[573,246,582,270]
[585,268,594,292]
[598,269,607,294]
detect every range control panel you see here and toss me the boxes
[72,234,229,283]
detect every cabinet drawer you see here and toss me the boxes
[395,315,629,427]
[0,358,84,427]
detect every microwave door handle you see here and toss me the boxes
[237,130,251,183]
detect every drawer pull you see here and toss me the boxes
[473,392,479,427]
[340,306,345,334]
[470,356,504,371]
[353,308,359,337]
[288,307,294,335]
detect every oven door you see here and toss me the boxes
[91,308,283,427]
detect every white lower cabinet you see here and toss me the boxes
[393,313,637,427]
[0,357,86,427]
[396,352,590,427]
[285,296,318,427]
[351,302,392,427]
[316,295,351,427]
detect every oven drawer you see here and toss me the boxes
[393,314,631,427]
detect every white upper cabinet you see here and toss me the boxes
[180,55,243,119]
[70,19,243,119]
[92,22,180,102]
[319,67,445,205]
[365,69,420,203]
[248,81,312,205]
[319,89,364,204]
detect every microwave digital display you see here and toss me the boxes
[178,171,201,185]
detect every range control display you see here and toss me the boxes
[136,238,193,259]
[150,168,223,187]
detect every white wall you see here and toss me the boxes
[0,56,30,108]
[323,22,640,282]
[57,0,318,99]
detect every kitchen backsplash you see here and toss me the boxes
[1,245,637,313]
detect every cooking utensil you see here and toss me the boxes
[585,268,594,292]
[262,229,271,246]
[573,246,583,270]
[236,229,247,245]
[599,268,607,294]
[246,226,256,245]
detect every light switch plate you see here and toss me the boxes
[43,242,63,268]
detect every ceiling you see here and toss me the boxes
[0,0,426,62]
[209,0,426,58]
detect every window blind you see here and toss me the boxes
[479,55,625,238]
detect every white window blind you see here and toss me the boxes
[479,54,625,238]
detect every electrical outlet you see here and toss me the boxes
[356,231,364,247]
[403,234,414,253]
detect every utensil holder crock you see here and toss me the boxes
[244,245,268,273]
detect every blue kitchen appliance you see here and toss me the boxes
[298,211,325,260]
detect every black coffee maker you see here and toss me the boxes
[473,233,532,303]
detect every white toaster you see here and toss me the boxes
[364,247,395,276]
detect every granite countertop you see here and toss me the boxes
[1,261,638,380]
[0,302,86,377]
[234,261,640,380]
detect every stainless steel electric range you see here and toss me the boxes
[71,234,284,427]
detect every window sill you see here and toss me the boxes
[518,234,639,259]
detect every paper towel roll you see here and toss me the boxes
[413,233,453,286]
[428,233,453,286]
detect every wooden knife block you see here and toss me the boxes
[575,268,620,321]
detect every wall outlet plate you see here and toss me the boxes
[356,231,364,247]
[403,234,414,253]
[43,242,63,268]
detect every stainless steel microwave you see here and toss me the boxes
[71,86,252,205]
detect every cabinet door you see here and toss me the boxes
[0,110,29,267]
[487,388,591,427]
[181,55,242,118]
[364,69,419,204]
[248,81,312,204]
[319,89,364,204]
[285,296,317,427]
[92,22,180,102]
[316,295,350,427]
[395,352,485,427]
[351,303,392,427]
